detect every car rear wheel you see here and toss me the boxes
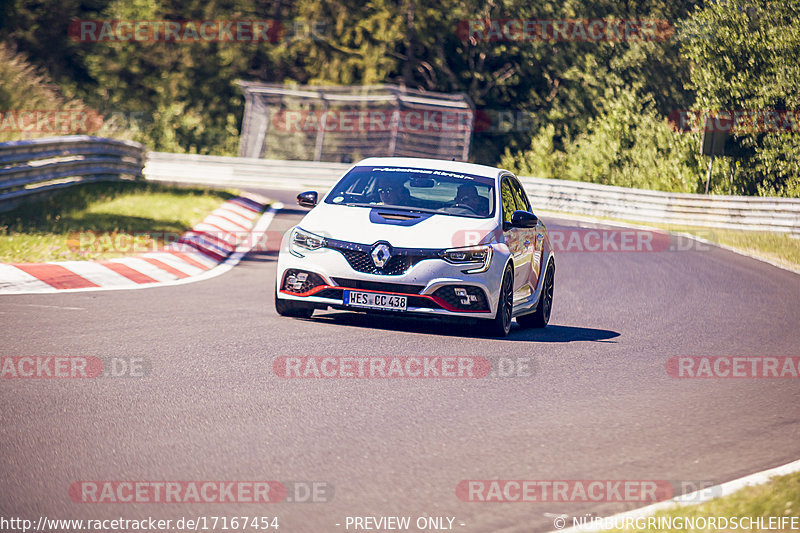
[517,262,554,329]
[480,265,514,337]
[274,287,315,319]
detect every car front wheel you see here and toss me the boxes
[274,287,315,319]
[517,262,554,329]
[480,265,514,337]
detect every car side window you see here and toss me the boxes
[501,178,516,224]
[509,177,531,212]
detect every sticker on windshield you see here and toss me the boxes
[373,166,481,182]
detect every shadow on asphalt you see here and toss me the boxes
[274,207,312,216]
[305,312,620,342]
[241,250,279,262]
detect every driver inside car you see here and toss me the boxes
[454,183,489,215]
[375,177,410,206]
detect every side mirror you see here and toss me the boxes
[510,210,538,228]
[297,191,318,208]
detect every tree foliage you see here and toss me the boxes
[679,0,800,196]
[0,0,797,195]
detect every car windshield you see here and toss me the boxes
[324,165,496,218]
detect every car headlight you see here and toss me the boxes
[440,245,493,273]
[290,227,325,256]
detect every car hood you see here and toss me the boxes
[298,203,499,249]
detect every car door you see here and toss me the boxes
[509,176,542,292]
[500,175,533,302]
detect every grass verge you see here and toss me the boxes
[611,471,799,532]
[0,181,237,263]
[659,226,800,272]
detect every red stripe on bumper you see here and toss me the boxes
[280,285,489,313]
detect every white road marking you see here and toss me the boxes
[551,457,800,532]
[2,303,85,310]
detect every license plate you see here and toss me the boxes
[343,290,407,311]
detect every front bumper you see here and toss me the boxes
[276,241,507,319]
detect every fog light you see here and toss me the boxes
[283,270,325,294]
[285,272,309,290]
[454,287,478,305]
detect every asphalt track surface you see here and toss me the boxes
[1,187,799,532]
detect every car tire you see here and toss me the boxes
[517,261,554,329]
[480,264,514,337]
[274,287,315,319]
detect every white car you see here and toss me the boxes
[275,157,555,336]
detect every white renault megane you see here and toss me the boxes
[275,157,555,336]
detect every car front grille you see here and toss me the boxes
[337,249,417,275]
[325,239,440,276]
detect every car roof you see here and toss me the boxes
[354,157,510,180]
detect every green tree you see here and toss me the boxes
[680,0,800,196]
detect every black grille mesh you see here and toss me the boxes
[326,239,439,276]
[338,250,423,275]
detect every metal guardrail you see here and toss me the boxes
[0,136,146,212]
[520,177,800,234]
[145,152,800,234]
[145,152,351,191]
[4,143,797,234]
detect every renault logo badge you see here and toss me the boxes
[371,243,391,268]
